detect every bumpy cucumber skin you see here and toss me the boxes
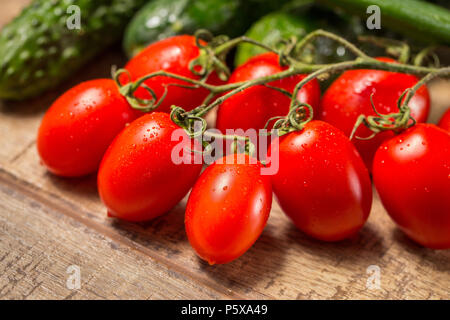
[0,0,146,100]
[123,0,292,58]
[317,0,450,45]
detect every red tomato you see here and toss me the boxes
[216,52,321,132]
[98,112,202,222]
[320,57,430,170]
[37,79,140,177]
[268,121,372,241]
[185,154,272,264]
[373,124,450,249]
[438,108,450,131]
[124,35,221,113]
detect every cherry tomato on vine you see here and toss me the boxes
[320,57,430,170]
[216,52,321,132]
[268,121,372,241]
[37,79,140,177]
[98,112,202,222]
[438,108,450,131]
[185,154,272,264]
[123,35,222,113]
[373,124,450,249]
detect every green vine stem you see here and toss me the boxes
[271,103,314,136]
[358,35,410,63]
[350,66,450,140]
[295,29,370,61]
[414,46,440,67]
[170,105,256,157]
[403,67,450,106]
[115,29,449,147]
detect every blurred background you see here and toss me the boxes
[0,0,448,123]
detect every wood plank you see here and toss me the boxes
[1,59,449,300]
[0,0,449,300]
[429,80,450,123]
[0,0,29,28]
[0,170,229,299]
[3,148,450,299]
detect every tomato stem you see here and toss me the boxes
[357,36,411,63]
[116,29,450,142]
[350,66,450,139]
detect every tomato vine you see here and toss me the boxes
[114,29,450,154]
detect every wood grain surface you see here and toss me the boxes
[0,0,449,300]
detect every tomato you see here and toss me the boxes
[37,79,140,177]
[216,52,321,132]
[373,124,450,249]
[98,112,202,222]
[268,120,372,241]
[124,35,222,113]
[185,154,272,264]
[320,57,430,170]
[438,108,450,131]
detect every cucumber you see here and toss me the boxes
[235,6,372,66]
[0,0,146,100]
[235,12,316,67]
[124,0,245,58]
[123,0,292,58]
[316,0,450,45]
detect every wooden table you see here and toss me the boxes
[0,0,449,300]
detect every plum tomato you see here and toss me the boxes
[185,154,272,264]
[123,35,222,113]
[438,108,450,131]
[268,120,373,241]
[37,79,140,177]
[373,124,450,249]
[98,112,203,222]
[216,52,321,132]
[320,57,430,170]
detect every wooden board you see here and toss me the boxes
[0,0,449,300]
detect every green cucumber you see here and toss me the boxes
[235,6,372,66]
[235,12,316,67]
[123,0,245,58]
[123,0,292,58]
[316,0,450,45]
[0,0,147,100]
